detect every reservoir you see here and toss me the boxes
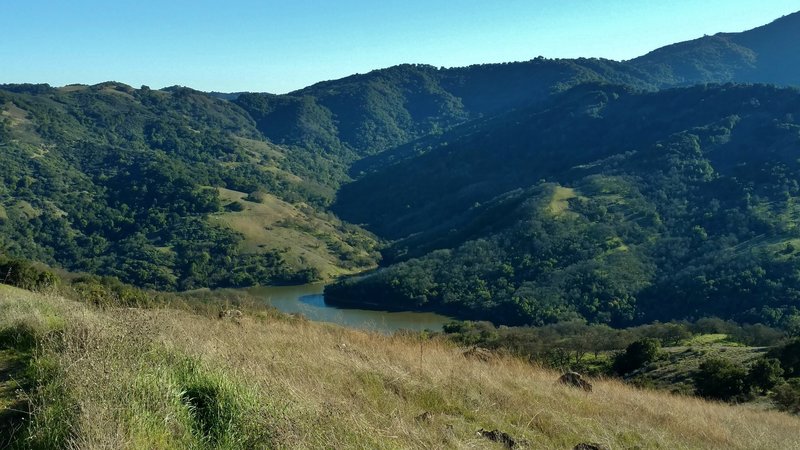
[248,283,451,333]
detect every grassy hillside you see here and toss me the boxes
[210,188,378,279]
[2,284,800,449]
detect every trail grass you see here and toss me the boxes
[2,284,800,449]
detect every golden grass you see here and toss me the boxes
[2,284,800,449]
[548,186,578,217]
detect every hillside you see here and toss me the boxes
[232,11,800,187]
[2,12,800,294]
[329,83,800,328]
[632,11,800,87]
[0,83,379,290]
[2,284,799,449]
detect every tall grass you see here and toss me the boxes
[2,284,800,449]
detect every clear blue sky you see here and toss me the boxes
[1,1,797,93]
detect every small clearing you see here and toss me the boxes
[548,185,578,216]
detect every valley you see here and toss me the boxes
[2,8,800,448]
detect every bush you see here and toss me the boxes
[613,338,661,375]
[0,257,59,291]
[694,357,749,401]
[772,378,800,413]
[747,358,784,394]
[769,338,800,378]
[225,201,245,212]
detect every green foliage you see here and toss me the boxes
[0,255,58,291]
[613,338,662,375]
[769,338,800,378]
[747,358,784,394]
[772,378,800,413]
[0,84,376,290]
[330,83,800,328]
[694,357,749,401]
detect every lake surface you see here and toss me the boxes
[248,283,451,333]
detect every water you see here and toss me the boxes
[248,283,451,333]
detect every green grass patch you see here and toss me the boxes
[681,333,743,347]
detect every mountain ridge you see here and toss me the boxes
[2,11,800,329]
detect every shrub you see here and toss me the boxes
[769,338,800,377]
[613,338,661,375]
[0,257,59,291]
[694,357,749,401]
[772,378,800,413]
[225,201,245,212]
[747,358,784,394]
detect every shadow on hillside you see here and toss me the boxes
[0,350,29,448]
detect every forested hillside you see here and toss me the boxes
[2,11,800,321]
[328,83,800,329]
[232,11,800,186]
[0,83,379,290]
[631,11,800,86]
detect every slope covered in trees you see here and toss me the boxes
[631,11,800,87]
[0,83,379,290]
[232,11,800,189]
[328,83,800,329]
[2,10,800,316]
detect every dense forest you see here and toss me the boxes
[2,11,800,329]
[328,83,800,329]
[0,83,378,290]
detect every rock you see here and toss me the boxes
[574,444,609,450]
[218,309,243,323]
[415,411,433,422]
[558,372,593,392]
[463,346,494,362]
[335,342,369,361]
[477,428,520,449]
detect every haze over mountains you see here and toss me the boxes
[1,11,800,327]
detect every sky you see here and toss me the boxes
[1,1,798,94]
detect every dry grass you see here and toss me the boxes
[548,186,578,217]
[2,284,799,449]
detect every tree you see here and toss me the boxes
[613,338,661,375]
[747,358,784,394]
[770,338,800,377]
[694,358,748,401]
[772,378,800,413]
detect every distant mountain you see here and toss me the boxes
[233,61,658,169]
[631,12,800,86]
[230,12,800,189]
